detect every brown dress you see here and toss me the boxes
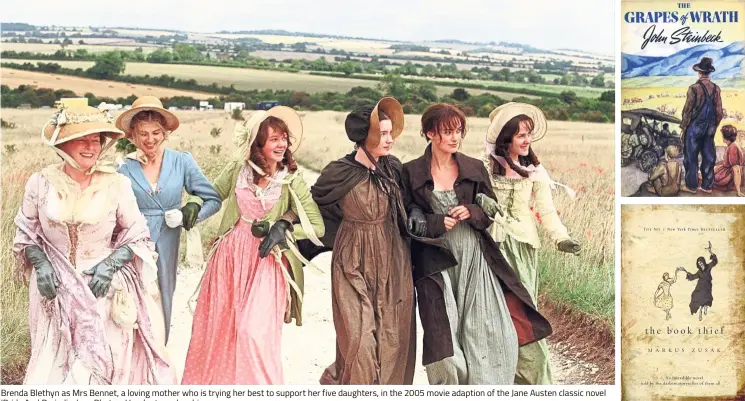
[320,177,416,385]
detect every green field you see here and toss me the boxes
[5,59,539,99]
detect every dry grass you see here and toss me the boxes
[1,68,214,100]
[0,109,614,382]
[0,43,161,54]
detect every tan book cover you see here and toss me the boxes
[621,205,745,400]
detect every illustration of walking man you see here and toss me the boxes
[680,57,723,194]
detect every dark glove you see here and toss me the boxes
[557,239,581,255]
[259,220,291,258]
[475,193,503,218]
[181,202,201,231]
[83,245,134,298]
[25,245,58,300]
[407,208,427,237]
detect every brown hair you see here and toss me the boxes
[722,124,738,143]
[420,104,467,142]
[491,114,540,178]
[249,116,298,183]
[357,111,391,149]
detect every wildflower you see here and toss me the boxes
[580,161,588,167]
[585,229,593,239]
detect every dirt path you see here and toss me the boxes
[165,167,600,384]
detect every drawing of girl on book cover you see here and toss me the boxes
[653,269,682,320]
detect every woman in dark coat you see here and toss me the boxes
[302,97,416,385]
[682,252,717,321]
[401,103,552,385]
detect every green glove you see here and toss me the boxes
[181,202,201,231]
[83,245,134,298]
[557,239,581,255]
[475,193,504,218]
[25,245,58,300]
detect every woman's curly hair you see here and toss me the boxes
[249,116,298,184]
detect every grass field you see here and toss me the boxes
[3,59,537,99]
[1,42,163,54]
[622,81,745,146]
[0,109,614,378]
[1,68,215,99]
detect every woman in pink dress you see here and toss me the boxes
[182,106,325,385]
[13,106,173,384]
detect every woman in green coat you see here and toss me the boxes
[182,106,325,385]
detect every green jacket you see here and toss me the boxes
[194,160,325,325]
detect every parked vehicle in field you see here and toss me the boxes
[621,108,683,172]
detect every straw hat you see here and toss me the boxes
[41,105,125,172]
[345,97,404,148]
[42,105,124,145]
[233,106,303,158]
[486,102,548,144]
[115,95,179,136]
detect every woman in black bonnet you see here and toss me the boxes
[301,97,416,385]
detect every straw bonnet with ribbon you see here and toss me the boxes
[115,95,180,136]
[345,97,404,148]
[41,105,125,174]
[486,102,548,145]
[485,102,576,199]
[232,105,303,164]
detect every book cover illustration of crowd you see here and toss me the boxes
[621,205,745,401]
[621,0,745,197]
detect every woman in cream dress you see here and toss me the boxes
[13,105,174,384]
[479,102,582,385]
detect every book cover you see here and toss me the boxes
[620,1,745,197]
[621,205,745,400]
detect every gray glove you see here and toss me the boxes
[83,245,134,298]
[475,193,504,218]
[557,239,581,255]
[407,207,427,237]
[25,245,58,300]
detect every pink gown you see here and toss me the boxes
[181,168,288,384]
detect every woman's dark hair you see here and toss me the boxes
[420,103,467,142]
[355,111,390,150]
[249,116,298,184]
[722,125,738,143]
[491,114,540,178]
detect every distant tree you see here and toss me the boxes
[452,88,470,101]
[591,73,606,88]
[600,90,615,103]
[86,51,125,79]
[377,74,408,99]
[560,90,578,104]
[78,39,85,45]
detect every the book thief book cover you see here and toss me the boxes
[621,205,745,400]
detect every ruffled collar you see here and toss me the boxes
[489,154,576,199]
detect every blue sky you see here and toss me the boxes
[4,0,615,55]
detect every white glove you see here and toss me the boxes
[164,209,183,228]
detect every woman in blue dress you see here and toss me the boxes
[116,96,222,342]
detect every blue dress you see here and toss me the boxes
[119,149,222,342]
